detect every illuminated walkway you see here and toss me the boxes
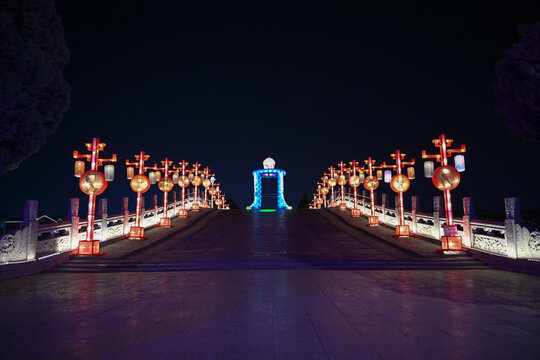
[1,210,540,359]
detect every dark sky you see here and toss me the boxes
[1,2,539,218]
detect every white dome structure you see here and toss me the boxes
[263,157,275,169]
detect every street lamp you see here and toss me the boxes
[174,160,190,217]
[422,134,467,252]
[155,158,174,227]
[126,151,155,239]
[363,157,387,226]
[348,160,364,217]
[189,163,202,211]
[201,166,214,208]
[73,137,117,255]
[337,161,348,210]
[386,150,415,237]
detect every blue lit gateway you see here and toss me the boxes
[248,158,291,210]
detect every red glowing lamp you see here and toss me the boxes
[73,138,117,255]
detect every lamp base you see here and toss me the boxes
[351,209,362,217]
[201,202,208,208]
[329,201,337,208]
[339,202,347,211]
[368,216,379,226]
[191,203,200,211]
[438,235,466,253]
[77,240,103,256]
[128,226,147,240]
[393,225,411,237]
[178,209,189,218]
[159,217,172,227]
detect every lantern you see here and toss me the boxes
[321,187,329,195]
[74,161,85,178]
[384,170,392,183]
[454,154,465,172]
[211,176,215,184]
[424,161,434,178]
[376,170,383,180]
[407,166,415,179]
[188,173,194,181]
[358,172,365,183]
[201,174,205,180]
[149,171,157,184]
[172,172,179,183]
[202,178,212,188]
[127,166,134,180]
[104,164,115,182]
[155,171,161,181]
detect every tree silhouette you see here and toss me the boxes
[495,21,540,143]
[297,194,310,208]
[225,198,240,209]
[0,0,71,173]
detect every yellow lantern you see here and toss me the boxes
[348,175,361,188]
[74,160,85,178]
[337,175,347,186]
[155,171,161,181]
[202,178,212,188]
[172,172,179,183]
[149,172,157,184]
[321,187,329,195]
[158,177,174,192]
[192,175,202,187]
[407,166,415,179]
[390,174,410,192]
[127,166,134,180]
[178,175,190,188]
[327,178,337,187]
[376,170,383,180]
[208,187,217,196]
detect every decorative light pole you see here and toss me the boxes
[363,157,387,226]
[208,181,218,209]
[348,160,365,217]
[126,151,155,239]
[73,138,117,255]
[174,160,190,217]
[154,158,175,227]
[201,166,214,208]
[422,134,467,252]
[337,161,348,210]
[189,163,202,211]
[319,176,329,208]
[385,150,415,237]
[326,167,338,207]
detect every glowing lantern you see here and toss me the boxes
[158,177,174,192]
[192,175,202,187]
[178,175,190,188]
[384,170,392,183]
[337,175,347,186]
[363,175,379,190]
[130,174,151,193]
[328,178,337,187]
[407,166,415,179]
[211,176,215,184]
[202,178,212,188]
[104,164,115,182]
[376,170,383,180]
[155,171,161,181]
[74,160,85,178]
[390,174,410,192]
[424,161,434,178]
[454,154,465,172]
[172,172,179,183]
[208,187,217,196]
[316,197,324,205]
[321,187,329,195]
[348,175,361,188]
[149,171,157,184]
[358,172,365,183]
[127,166,134,179]
[432,165,460,190]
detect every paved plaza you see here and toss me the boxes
[2,210,540,359]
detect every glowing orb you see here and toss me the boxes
[263,157,275,169]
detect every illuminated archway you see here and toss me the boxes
[248,158,291,210]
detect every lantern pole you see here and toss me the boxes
[387,150,415,237]
[154,158,174,227]
[73,137,116,255]
[173,160,190,217]
[326,166,338,207]
[126,151,155,239]
[363,157,387,226]
[337,161,349,210]
[189,162,202,211]
[348,160,364,217]
[422,134,467,252]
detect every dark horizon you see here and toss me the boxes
[1,2,539,219]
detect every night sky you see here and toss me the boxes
[1,2,539,218]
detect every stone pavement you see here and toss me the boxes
[1,209,540,360]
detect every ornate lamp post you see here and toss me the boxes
[174,160,190,217]
[201,166,214,208]
[126,151,155,239]
[73,138,117,255]
[348,160,364,217]
[422,134,467,252]
[154,158,175,227]
[363,157,387,226]
[319,176,329,208]
[326,167,338,207]
[385,150,415,237]
[208,181,218,209]
[337,161,348,210]
[189,163,202,211]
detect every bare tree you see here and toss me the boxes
[0,0,71,173]
[495,21,540,143]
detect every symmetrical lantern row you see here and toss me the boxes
[310,133,466,253]
[73,138,228,256]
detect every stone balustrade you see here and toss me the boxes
[338,190,540,260]
[0,190,203,264]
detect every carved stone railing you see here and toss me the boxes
[337,190,540,260]
[0,189,206,264]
